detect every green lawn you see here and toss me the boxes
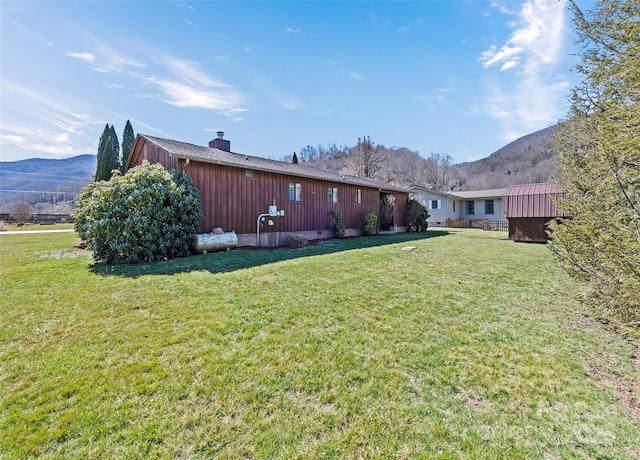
[1,223,74,232]
[1,229,639,459]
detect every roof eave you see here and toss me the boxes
[170,152,406,193]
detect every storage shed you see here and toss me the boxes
[506,182,564,242]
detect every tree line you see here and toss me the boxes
[95,120,135,181]
[287,138,457,191]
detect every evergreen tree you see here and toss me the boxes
[95,124,112,181]
[109,124,120,173]
[549,0,640,324]
[291,152,299,164]
[121,120,135,173]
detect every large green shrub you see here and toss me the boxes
[407,199,429,232]
[72,161,203,264]
[362,212,378,235]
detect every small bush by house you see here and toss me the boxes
[330,210,345,238]
[362,213,378,235]
[283,234,309,248]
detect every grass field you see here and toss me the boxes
[0,223,75,232]
[1,229,639,458]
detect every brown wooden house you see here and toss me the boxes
[505,182,564,242]
[126,133,408,246]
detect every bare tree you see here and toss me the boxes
[10,203,32,226]
[423,153,453,190]
[349,136,382,179]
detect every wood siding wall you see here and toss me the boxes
[130,139,407,235]
[508,217,552,243]
[130,142,179,171]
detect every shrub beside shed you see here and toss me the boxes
[506,182,564,243]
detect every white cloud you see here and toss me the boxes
[489,1,517,16]
[479,0,566,72]
[0,82,103,156]
[92,42,145,73]
[178,2,195,11]
[143,53,247,115]
[160,55,228,88]
[66,52,95,63]
[146,77,246,115]
[285,27,301,34]
[500,60,518,71]
[477,0,570,142]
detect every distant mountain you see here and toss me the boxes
[0,154,96,213]
[296,125,560,191]
[452,125,558,190]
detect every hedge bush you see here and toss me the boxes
[407,199,429,232]
[72,161,203,264]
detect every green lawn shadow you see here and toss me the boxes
[92,230,449,278]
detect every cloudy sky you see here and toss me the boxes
[0,0,590,164]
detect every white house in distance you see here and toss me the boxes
[408,186,509,228]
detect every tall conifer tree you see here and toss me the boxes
[95,124,111,181]
[109,125,120,174]
[121,120,135,173]
[549,0,640,324]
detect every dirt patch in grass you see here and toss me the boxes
[585,351,640,423]
[44,248,90,259]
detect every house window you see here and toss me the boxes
[245,169,255,178]
[288,182,302,202]
[431,200,440,210]
[453,201,456,213]
[485,199,494,215]
[466,200,475,215]
[355,189,361,204]
[328,187,338,203]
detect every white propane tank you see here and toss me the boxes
[192,232,238,253]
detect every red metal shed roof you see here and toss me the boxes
[506,182,564,218]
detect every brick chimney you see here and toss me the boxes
[209,131,230,152]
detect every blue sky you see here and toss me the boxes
[1,0,591,164]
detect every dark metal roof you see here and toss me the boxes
[507,182,562,197]
[139,134,407,193]
[506,182,564,218]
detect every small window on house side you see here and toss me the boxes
[328,187,338,203]
[453,201,456,212]
[485,199,494,215]
[431,200,439,210]
[466,200,475,215]
[245,169,255,178]
[355,189,361,204]
[288,182,302,202]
